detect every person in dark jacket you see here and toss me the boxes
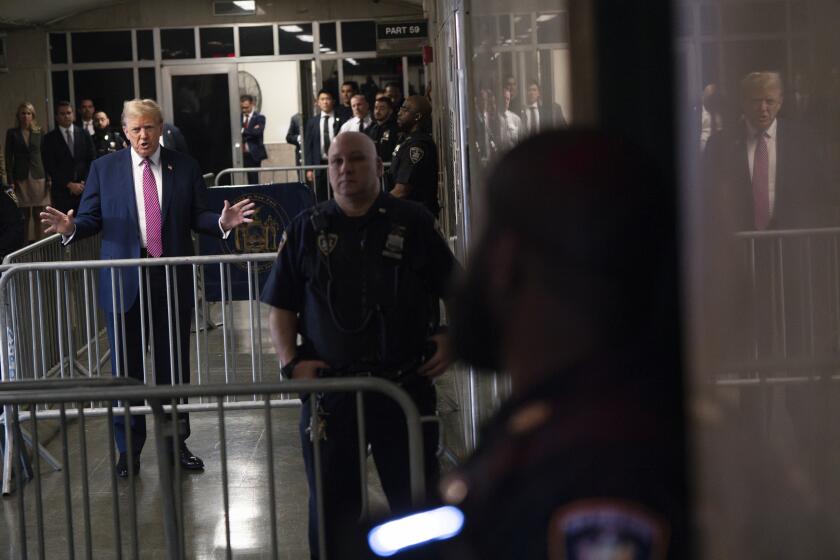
[41,100,95,215]
[5,102,47,240]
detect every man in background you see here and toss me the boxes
[339,94,374,134]
[337,80,359,120]
[78,98,96,135]
[304,89,344,201]
[522,80,567,134]
[240,94,267,184]
[42,101,95,214]
[390,96,440,217]
[92,111,126,158]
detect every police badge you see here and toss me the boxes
[409,146,424,164]
[317,233,339,256]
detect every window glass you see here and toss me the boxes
[200,27,234,58]
[700,5,718,35]
[407,55,426,97]
[513,14,532,45]
[497,14,512,46]
[340,21,376,52]
[321,59,340,96]
[71,31,132,63]
[319,22,337,53]
[536,13,568,43]
[50,33,67,64]
[161,28,196,59]
[278,23,313,55]
[51,71,70,111]
[341,57,403,102]
[239,26,273,56]
[73,69,134,129]
[721,2,786,34]
[139,67,157,100]
[137,30,154,61]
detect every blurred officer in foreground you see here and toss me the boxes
[365,130,685,559]
[0,182,25,262]
[261,131,458,559]
[92,111,126,158]
[390,96,440,218]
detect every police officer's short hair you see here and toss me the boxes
[341,80,359,92]
[374,96,394,110]
[122,99,163,126]
[240,94,255,104]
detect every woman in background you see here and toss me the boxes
[5,102,47,241]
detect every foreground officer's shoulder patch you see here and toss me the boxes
[409,146,424,164]
[547,499,669,560]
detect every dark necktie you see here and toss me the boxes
[529,107,538,133]
[323,115,331,156]
[752,132,770,230]
[359,119,365,134]
[65,128,74,156]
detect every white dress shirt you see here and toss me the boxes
[60,125,74,151]
[319,111,337,159]
[339,114,373,134]
[501,110,522,147]
[746,119,778,216]
[82,120,95,135]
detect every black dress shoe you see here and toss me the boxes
[116,453,140,478]
[178,445,204,471]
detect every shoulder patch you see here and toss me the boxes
[4,188,19,206]
[409,146,424,164]
[547,499,669,560]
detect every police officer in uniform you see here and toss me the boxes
[366,96,400,164]
[389,96,440,218]
[92,111,126,158]
[0,182,25,262]
[366,131,685,560]
[261,131,457,560]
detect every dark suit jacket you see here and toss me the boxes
[521,103,567,132]
[162,123,189,154]
[5,128,45,181]
[241,111,267,161]
[42,125,95,213]
[303,112,344,165]
[286,113,302,166]
[703,118,830,230]
[72,147,222,312]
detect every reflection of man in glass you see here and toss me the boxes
[499,88,523,148]
[522,81,567,134]
[504,75,522,115]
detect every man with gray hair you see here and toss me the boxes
[42,98,255,478]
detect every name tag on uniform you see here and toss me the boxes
[383,226,406,260]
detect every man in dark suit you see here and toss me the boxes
[161,122,189,154]
[521,81,567,135]
[41,98,254,478]
[304,89,344,202]
[240,94,267,184]
[286,113,304,182]
[704,71,829,230]
[42,101,95,214]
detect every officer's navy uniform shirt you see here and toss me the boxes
[389,131,440,217]
[261,192,456,371]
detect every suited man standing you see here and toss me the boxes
[240,94,267,184]
[78,98,96,136]
[521,81,567,135]
[42,101,95,214]
[41,98,255,478]
[304,89,344,202]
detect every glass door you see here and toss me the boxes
[161,65,240,184]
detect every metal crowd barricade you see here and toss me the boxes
[714,226,840,383]
[0,377,425,560]
[0,252,285,495]
[214,163,392,193]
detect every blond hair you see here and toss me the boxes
[15,101,41,133]
[740,71,784,98]
[121,98,163,126]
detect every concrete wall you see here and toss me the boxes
[0,30,49,136]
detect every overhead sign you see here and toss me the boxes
[377,22,428,40]
[376,21,428,53]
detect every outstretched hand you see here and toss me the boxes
[40,207,75,236]
[220,198,256,231]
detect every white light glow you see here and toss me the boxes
[280,25,304,33]
[233,1,255,10]
[536,14,559,23]
[346,58,359,66]
[368,506,465,557]
[320,47,331,53]
[297,34,314,43]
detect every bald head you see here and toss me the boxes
[328,132,383,211]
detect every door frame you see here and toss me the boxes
[161,64,241,168]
